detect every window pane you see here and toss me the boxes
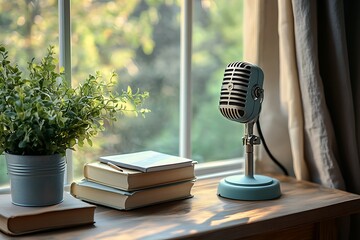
[192,0,244,162]
[0,0,58,187]
[71,0,181,180]
[71,0,244,179]
[0,0,245,186]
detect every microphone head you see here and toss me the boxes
[219,61,264,123]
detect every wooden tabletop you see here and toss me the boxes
[1,175,360,240]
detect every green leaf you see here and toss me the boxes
[86,138,93,146]
[18,140,27,149]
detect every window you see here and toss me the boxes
[0,0,244,187]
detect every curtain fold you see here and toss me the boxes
[317,0,360,195]
[291,0,345,189]
[278,0,309,180]
[243,0,360,238]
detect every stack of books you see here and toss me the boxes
[70,151,196,210]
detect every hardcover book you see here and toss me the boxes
[84,161,196,191]
[71,179,194,210]
[0,193,96,236]
[99,151,194,172]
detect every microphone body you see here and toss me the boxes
[219,61,264,123]
[217,61,281,201]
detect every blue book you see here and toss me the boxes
[99,151,194,172]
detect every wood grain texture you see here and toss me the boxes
[1,175,359,240]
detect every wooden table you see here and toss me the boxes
[1,175,360,240]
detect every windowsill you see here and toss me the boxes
[195,157,244,179]
[0,158,245,195]
[0,187,9,194]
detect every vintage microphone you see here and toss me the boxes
[217,61,281,200]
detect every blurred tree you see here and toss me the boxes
[0,0,58,67]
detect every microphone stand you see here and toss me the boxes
[217,119,281,200]
[243,121,260,179]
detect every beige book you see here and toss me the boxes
[84,161,195,191]
[0,193,95,236]
[70,179,194,210]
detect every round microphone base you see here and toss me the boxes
[217,175,281,201]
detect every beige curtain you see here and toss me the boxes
[243,0,296,178]
[243,0,360,238]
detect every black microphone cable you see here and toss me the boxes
[256,119,289,176]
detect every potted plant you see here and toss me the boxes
[0,45,149,206]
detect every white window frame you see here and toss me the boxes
[58,0,73,185]
[179,0,192,159]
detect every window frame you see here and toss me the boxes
[179,0,192,159]
[59,0,73,184]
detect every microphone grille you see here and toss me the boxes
[219,61,264,123]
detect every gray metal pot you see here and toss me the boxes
[5,153,66,207]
